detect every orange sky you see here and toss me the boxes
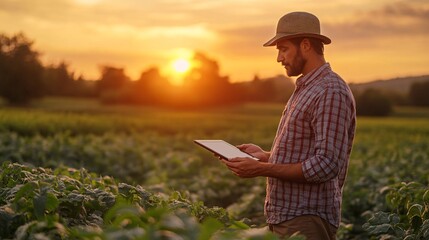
[1,0,428,83]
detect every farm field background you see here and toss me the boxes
[1,97,428,239]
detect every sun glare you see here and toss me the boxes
[166,49,194,86]
[172,58,191,74]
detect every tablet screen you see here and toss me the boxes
[194,140,259,161]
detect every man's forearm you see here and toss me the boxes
[259,162,307,182]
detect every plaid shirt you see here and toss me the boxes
[265,63,356,228]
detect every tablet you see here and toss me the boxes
[194,140,259,161]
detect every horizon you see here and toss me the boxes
[1,0,428,83]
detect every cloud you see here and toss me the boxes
[214,1,429,55]
[324,1,429,42]
[213,24,273,58]
[378,1,429,19]
[144,25,217,40]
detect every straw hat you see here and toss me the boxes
[263,12,331,47]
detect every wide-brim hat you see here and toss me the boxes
[263,12,331,47]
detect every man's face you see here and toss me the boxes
[276,39,306,77]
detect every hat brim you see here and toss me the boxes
[263,33,331,47]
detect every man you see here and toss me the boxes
[221,12,356,240]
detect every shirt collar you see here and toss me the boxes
[296,63,330,88]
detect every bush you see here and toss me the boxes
[409,80,429,106]
[355,88,393,116]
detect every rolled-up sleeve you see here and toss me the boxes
[302,89,353,183]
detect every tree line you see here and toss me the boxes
[0,33,95,104]
[1,32,428,115]
[0,32,293,108]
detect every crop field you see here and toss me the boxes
[0,97,428,239]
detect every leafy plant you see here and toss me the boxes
[0,162,291,239]
[363,182,429,239]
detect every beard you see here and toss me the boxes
[285,48,306,77]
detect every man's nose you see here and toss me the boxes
[277,52,283,63]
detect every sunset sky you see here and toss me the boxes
[1,0,428,83]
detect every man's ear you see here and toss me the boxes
[300,38,311,53]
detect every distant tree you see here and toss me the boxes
[409,81,429,106]
[0,33,44,105]
[130,67,170,104]
[234,75,294,103]
[182,52,235,106]
[97,66,130,96]
[384,91,408,106]
[245,77,275,102]
[43,62,75,96]
[356,88,393,116]
[137,67,169,90]
[73,75,97,97]
[184,52,229,87]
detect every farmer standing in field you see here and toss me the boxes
[221,12,356,240]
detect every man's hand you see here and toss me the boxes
[221,157,266,178]
[236,143,270,162]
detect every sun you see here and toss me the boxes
[166,49,194,85]
[172,58,191,74]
